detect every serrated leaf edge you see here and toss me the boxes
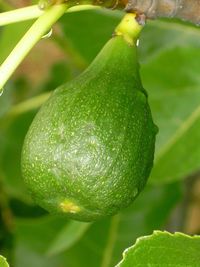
[115,230,200,267]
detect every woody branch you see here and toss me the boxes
[125,0,200,24]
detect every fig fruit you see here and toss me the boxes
[21,14,157,221]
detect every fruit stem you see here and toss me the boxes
[0,4,68,91]
[115,13,144,44]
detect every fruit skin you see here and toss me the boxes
[21,35,157,222]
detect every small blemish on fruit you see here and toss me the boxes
[59,200,81,214]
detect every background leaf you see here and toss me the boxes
[59,9,122,63]
[46,221,91,256]
[139,19,200,183]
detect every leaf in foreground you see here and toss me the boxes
[0,255,9,267]
[117,231,200,267]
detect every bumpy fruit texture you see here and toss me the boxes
[21,29,157,221]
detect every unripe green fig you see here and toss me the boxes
[21,14,157,221]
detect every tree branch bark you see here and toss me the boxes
[125,0,200,25]
[38,1,200,25]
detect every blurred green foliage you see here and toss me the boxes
[0,5,200,267]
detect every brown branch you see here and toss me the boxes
[44,0,200,24]
[125,0,200,24]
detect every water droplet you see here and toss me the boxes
[0,87,4,96]
[41,28,53,39]
[136,39,140,47]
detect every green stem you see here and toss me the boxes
[0,5,44,26]
[0,4,68,91]
[0,4,101,26]
[115,13,143,44]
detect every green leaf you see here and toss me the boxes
[139,19,200,183]
[46,221,91,256]
[116,231,200,267]
[139,19,200,64]
[0,255,9,267]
